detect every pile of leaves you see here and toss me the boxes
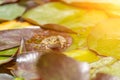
[0,0,120,80]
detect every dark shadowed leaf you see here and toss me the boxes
[94,73,120,80]
[0,39,27,75]
[19,0,38,10]
[36,51,90,80]
[0,57,15,75]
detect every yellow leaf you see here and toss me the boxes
[0,20,31,30]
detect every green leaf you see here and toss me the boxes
[0,4,26,20]
[23,2,85,25]
[0,48,18,56]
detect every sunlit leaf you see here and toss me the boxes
[0,20,31,30]
[64,49,100,63]
[23,2,85,25]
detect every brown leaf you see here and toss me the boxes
[26,29,72,51]
[13,51,40,80]
[0,28,41,51]
[94,73,120,80]
[36,51,90,80]
[0,0,18,4]
[0,28,72,51]
[42,24,76,34]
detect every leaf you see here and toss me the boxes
[0,39,26,75]
[0,28,72,52]
[94,73,120,80]
[14,51,41,80]
[0,48,18,56]
[34,0,58,4]
[0,0,18,4]
[0,20,31,30]
[23,2,85,25]
[0,28,41,51]
[23,2,108,50]
[0,73,14,80]
[0,4,26,21]
[36,51,90,80]
[41,24,76,34]
[25,29,72,52]
[64,49,100,63]
[13,50,90,80]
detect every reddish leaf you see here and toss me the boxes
[36,51,90,80]
[26,29,72,51]
[0,28,72,51]
[0,28,41,51]
[0,0,18,4]
[94,73,120,80]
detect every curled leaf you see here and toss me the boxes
[42,24,76,34]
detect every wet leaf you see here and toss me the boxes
[0,4,26,21]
